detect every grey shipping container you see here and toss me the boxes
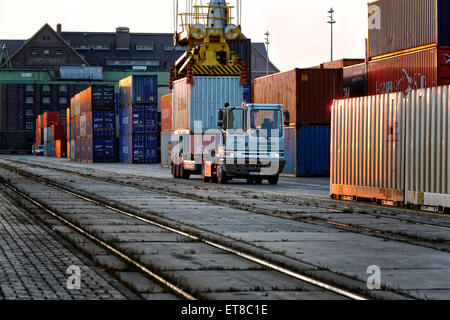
[331,85,450,211]
[343,63,368,98]
[368,0,450,59]
[160,131,174,167]
[59,66,103,80]
[172,76,244,133]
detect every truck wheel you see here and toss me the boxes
[201,163,210,183]
[268,175,279,185]
[180,165,190,179]
[246,178,254,184]
[216,166,227,184]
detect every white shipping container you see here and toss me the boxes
[160,131,174,167]
[331,86,450,211]
[172,76,243,133]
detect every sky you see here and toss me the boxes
[0,0,369,71]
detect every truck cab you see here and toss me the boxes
[172,103,287,185]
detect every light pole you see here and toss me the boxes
[264,31,270,75]
[327,8,336,62]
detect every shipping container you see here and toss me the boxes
[67,140,70,159]
[368,47,450,95]
[311,59,365,69]
[43,112,60,128]
[161,94,173,132]
[157,86,171,113]
[50,125,67,141]
[343,63,368,98]
[71,95,81,117]
[59,66,103,80]
[368,0,450,59]
[78,85,115,114]
[331,85,450,211]
[172,76,244,132]
[119,75,158,107]
[160,131,174,167]
[119,134,158,164]
[70,140,76,161]
[80,137,117,163]
[283,126,331,177]
[75,116,81,139]
[80,114,87,138]
[55,140,67,158]
[119,105,157,135]
[92,111,116,137]
[254,69,343,126]
[46,141,54,157]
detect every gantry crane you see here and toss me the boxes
[170,0,247,88]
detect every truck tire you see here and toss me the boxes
[246,178,254,184]
[268,175,279,185]
[180,164,190,179]
[254,177,263,185]
[216,166,228,184]
[201,163,210,183]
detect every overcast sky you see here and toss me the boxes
[0,0,369,71]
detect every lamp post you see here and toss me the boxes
[264,31,270,75]
[327,8,336,62]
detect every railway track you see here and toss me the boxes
[5,156,450,252]
[0,164,371,300]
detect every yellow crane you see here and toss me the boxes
[170,0,246,87]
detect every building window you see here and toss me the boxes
[43,49,50,55]
[42,109,50,114]
[136,44,154,51]
[42,85,51,92]
[59,109,67,119]
[25,85,34,92]
[164,44,174,51]
[42,97,51,104]
[92,44,110,51]
[59,85,68,92]
[31,49,38,55]
[26,121,34,130]
[59,97,67,105]
[56,49,62,55]
[72,44,90,50]
[25,109,35,117]
[25,97,34,104]
[105,59,160,67]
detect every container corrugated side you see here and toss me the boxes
[160,131,174,167]
[161,94,173,132]
[282,127,297,176]
[119,75,158,106]
[254,69,342,126]
[331,93,405,203]
[404,86,450,208]
[368,0,439,59]
[172,76,243,132]
[119,134,158,164]
[343,63,368,98]
[298,127,331,177]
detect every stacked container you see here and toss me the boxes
[119,75,159,164]
[42,112,60,156]
[71,85,117,163]
[254,69,342,176]
[367,0,450,94]
[160,93,173,167]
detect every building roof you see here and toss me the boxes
[0,40,26,56]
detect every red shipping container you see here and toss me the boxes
[86,112,93,137]
[35,128,43,145]
[254,69,343,126]
[368,47,450,95]
[43,112,60,128]
[51,125,67,141]
[161,94,172,132]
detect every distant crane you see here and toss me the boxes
[0,43,13,70]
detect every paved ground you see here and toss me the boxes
[9,156,330,198]
[0,191,135,300]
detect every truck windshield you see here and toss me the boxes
[227,108,246,131]
[250,109,282,137]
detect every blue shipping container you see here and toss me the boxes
[243,85,252,103]
[92,111,116,137]
[46,142,54,157]
[119,75,158,106]
[92,137,117,162]
[119,105,157,135]
[283,126,331,177]
[119,134,158,164]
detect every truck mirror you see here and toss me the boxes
[218,110,224,121]
[284,111,290,126]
